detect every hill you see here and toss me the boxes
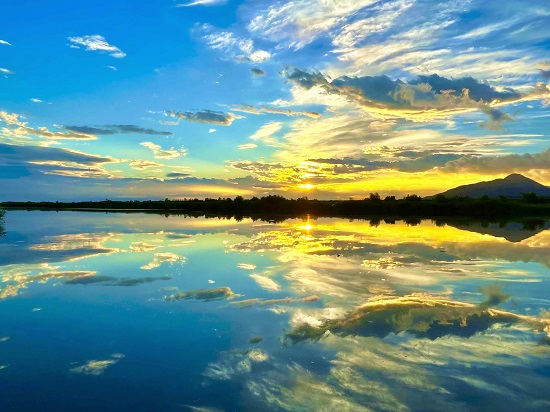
[437,174,550,198]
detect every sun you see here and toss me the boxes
[298,183,314,190]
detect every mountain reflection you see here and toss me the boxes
[1,211,550,411]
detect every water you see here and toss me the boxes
[1,210,550,411]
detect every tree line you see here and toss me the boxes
[2,192,550,219]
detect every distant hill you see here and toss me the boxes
[437,174,550,198]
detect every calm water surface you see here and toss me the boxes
[1,211,550,411]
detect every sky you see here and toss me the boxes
[0,0,549,201]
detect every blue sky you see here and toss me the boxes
[1,0,550,200]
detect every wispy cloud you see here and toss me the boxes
[176,0,227,7]
[231,104,320,119]
[238,143,258,150]
[0,67,14,75]
[249,121,283,146]
[0,40,11,46]
[67,34,126,58]
[200,24,271,63]
[246,0,380,49]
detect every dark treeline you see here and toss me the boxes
[3,192,550,220]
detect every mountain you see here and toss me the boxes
[447,221,550,242]
[437,174,550,198]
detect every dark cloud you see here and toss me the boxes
[167,109,241,126]
[0,143,112,165]
[284,68,521,106]
[65,275,172,286]
[479,106,513,130]
[408,74,521,102]
[311,153,463,173]
[442,148,550,174]
[166,286,237,301]
[250,67,265,76]
[166,172,192,178]
[63,125,173,136]
[0,143,115,180]
[282,67,523,126]
[228,175,283,189]
[540,70,550,80]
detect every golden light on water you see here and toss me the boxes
[296,215,314,232]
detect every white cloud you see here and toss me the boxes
[67,35,126,58]
[0,67,14,75]
[30,98,43,103]
[0,40,11,46]
[250,121,283,146]
[201,24,271,62]
[140,141,188,159]
[238,143,258,150]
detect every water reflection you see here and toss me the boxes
[0,211,550,411]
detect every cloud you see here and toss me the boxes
[70,355,123,375]
[30,98,43,103]
[231,104,321,119]
[200,24,271,63]
[65,275,172,286]
[246,0,380,49]
[67,34,126,58]
[0,68,14,75]
[333,0,415,48]
[238,143,258,150]
[64,124,173,136]
[242,121,284,148]
[166,172,192,178]
[0,40,11,46]
[0,111,25,126]
[128,160,163,170]
[250,68,265,76]
[286,293,547,343]
[140,141,188,159]
[176,0,227,6]
[141,252,186,270]
[282,67,528,124]
[0,142,117,180]
[442,148,550,174]
[1,111,97,141]
[310,153,463,174]
[167,109,242,126]
[166,286,237,301]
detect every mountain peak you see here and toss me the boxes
[502,173,533,182]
